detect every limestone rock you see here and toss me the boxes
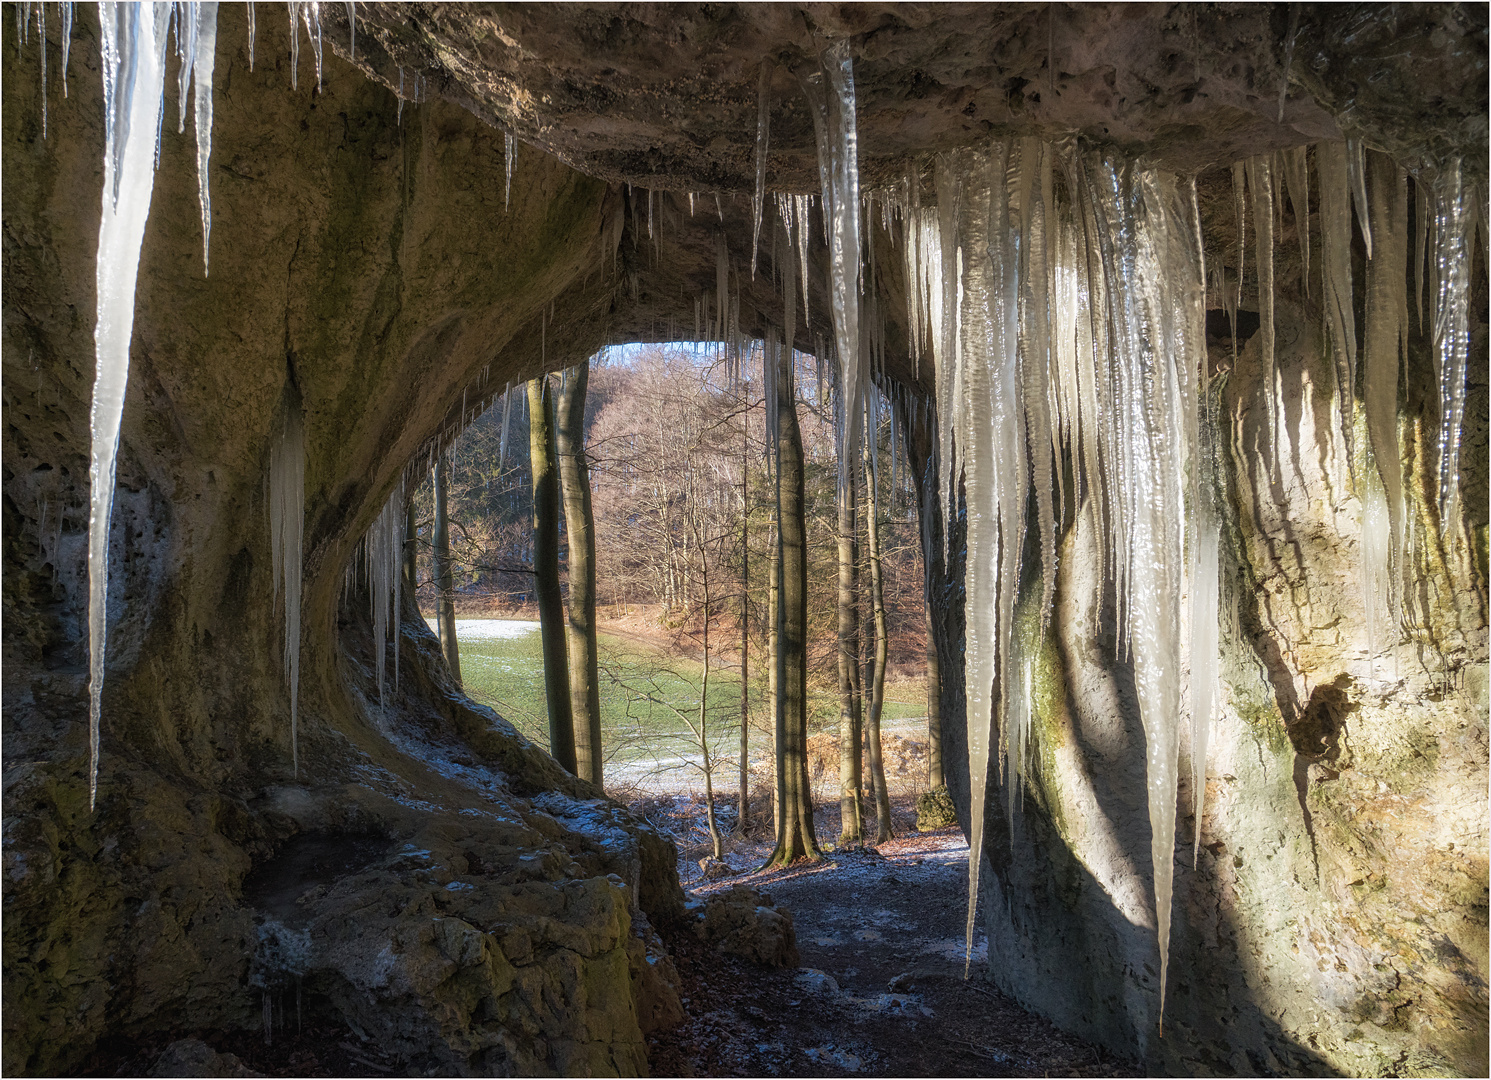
[698,856,734,880]
[915,786,958,832]
[694,885,800,968]
[147,1040,263,1078]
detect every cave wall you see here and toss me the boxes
[3,12,682,1075]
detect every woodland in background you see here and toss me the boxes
[408,345,930,689]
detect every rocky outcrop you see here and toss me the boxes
[2,12,679,1075]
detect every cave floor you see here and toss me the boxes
[645,799,1138,1078]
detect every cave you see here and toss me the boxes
[3,4,1487,1077]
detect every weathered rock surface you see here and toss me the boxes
[693,885,801,969]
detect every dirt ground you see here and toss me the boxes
[640,792,1139,1078]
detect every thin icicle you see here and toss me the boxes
[269,398,306,776]
[794,193,813,330]
[1247,156,1276,449]
[1318,141,1359,467]
[751,61,771,278]
[246,1,255,70]
[1363,151,1409,671]
[1281,145,1310,294]
[87,1,172,811]
[1431,161,1473,535]
[1230,161,1246,368]
[498,384,513,472]
[366,478,405,707]
[1348,138,1372,259]
[802,40,864,499]
[193,4,218,276]
[504,131,515,209]
[61,2,73,97]
[38,2,46,138]
[1187,177,1218,867]
[346,0,354,61]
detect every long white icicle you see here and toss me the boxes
[88,2,171,810]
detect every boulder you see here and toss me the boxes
[694,886,801,968]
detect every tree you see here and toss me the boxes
[558,359,604,788]
[432,453,462,685]
[529,375,577,774]
[837,449,865,847]
[862,416,892,842]
[764,336,821,869]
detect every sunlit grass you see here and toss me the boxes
[449,620,926,770]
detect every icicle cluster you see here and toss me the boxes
[893,138,1213,1027]
[363,477,407,707]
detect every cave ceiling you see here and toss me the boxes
[331,2,1486,193]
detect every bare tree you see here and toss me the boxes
[764,337,821,869]
[862,420,892,842]
[558,359,604,788]
[432,453,462,685]
[529,375,576,774]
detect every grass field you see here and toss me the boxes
[441,618,927,781]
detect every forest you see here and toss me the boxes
[407,343,945,853]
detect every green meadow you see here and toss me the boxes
[444,620,926,775]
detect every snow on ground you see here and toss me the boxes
[424,618,539,640]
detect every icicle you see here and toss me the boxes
[802,39,864,499]
[38,2,46,138]
[346,0,354,62]
[1016,138,1058,634]
[269,397,306,776]
[504,131,515,209]
[751,61,771,278]
[1187,177,1218,868]
[287,2,300,91]
[1431,161,1473,535]
[246,1,255,71]
[61,2,73,97]
[1317,142,1359,466]
[794,193,812,329]
[716,231,729,357]
[1281,145,1310,294]
[192,4,218,276]
[498,384,513,472]
[1415,179,1431,332]
[366,478,405,707]
[1247,156,1276,450]
[1348,138,1372,259]
[86,1,172,811]
[1230,160,1246,369]
[174,1,198,135]
[1363,152,1409,671]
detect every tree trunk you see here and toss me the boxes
[557,359,603,789]
[837,458,864,847]
[701,601,723,859]
[528,375,577,774]
[763,344,820,869]
[736,423,751,836]
[431,456,462,686]
[926,595,943,788]
[862,431,893,843]
[767,519,780,841]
